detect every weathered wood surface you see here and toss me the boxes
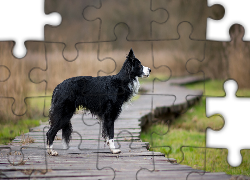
[0,77,232,179]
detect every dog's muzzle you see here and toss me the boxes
[142,66,151,78]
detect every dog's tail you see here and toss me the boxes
[62,122,73,146]
[62,122,73,145]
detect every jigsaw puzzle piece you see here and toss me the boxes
[137,119,207,179]
[73,115,101,151]
[96,110,152,179]
[207,0,250,41]
[150,22,206,114]
[143,116,208,164]
[0,0,60,58]
[151,0,224,40]
[136,94,174,167]
[187,24,250,93]
[98,23,171,81]
[139,85,225,175]
[3,123,115,179]
[137,148,210,180]
[31,118,115,178]
[45,0,100,61]
[0,41,46,117]
[0,146,20,179]
[0,145,48,179]
[76,118,116,178]
[42,124,99,155]
[0,65,10,82]
[152,21,205,77]
[29,42,115,116]
[0,146,23,166]
[151,78,204,118]
[83,0,168,41]
[186,148,250,179]
[91,85,158,177]
[206,80,250,167]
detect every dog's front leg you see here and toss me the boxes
[106,120,121,154]
[46,127,59,156]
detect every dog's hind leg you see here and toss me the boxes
[62,122,72,149]
[46,126,60,156]
[47,101,75,155]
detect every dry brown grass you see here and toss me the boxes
[0,40,195,121]
[21,134,35,145]
[0,3,247,122]
[0,42,46,122]
[1,37,250,122]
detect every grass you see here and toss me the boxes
[0,92,50,145]
[0,119,42,145]
[140,79,250,176]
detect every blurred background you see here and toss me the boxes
[0,0,249,124]
[1,1,250,175]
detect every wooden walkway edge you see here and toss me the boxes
[0,76,232,180]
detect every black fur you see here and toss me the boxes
[46,49,150,147]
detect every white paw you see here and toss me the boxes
[110,148,121,154]
[47,149,58,156]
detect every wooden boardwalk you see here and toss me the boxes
[0,77,232,179]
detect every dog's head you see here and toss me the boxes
[125,48,151,78]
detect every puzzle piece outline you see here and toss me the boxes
[0,0,249,179]
[0,41,48,117]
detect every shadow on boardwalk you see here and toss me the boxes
[0,76,232,179]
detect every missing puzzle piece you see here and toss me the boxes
[0,0,60,58]
[207,0,250,41]
[206,79,250,167]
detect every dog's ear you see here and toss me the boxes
[127,48,135,59]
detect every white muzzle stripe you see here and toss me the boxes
[143,66,150,77]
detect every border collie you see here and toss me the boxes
[46,49,151,155]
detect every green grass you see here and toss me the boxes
[0,93,51,145]
[185,79,250,97]
[140,80,250,176]
[0,119,42,145]
[186,80,225,96]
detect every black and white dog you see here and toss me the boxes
[46,49,151,155]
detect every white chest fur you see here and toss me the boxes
[130,77,140,97]
[123,77,140,109]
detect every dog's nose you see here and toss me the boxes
[149,68,151,73]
